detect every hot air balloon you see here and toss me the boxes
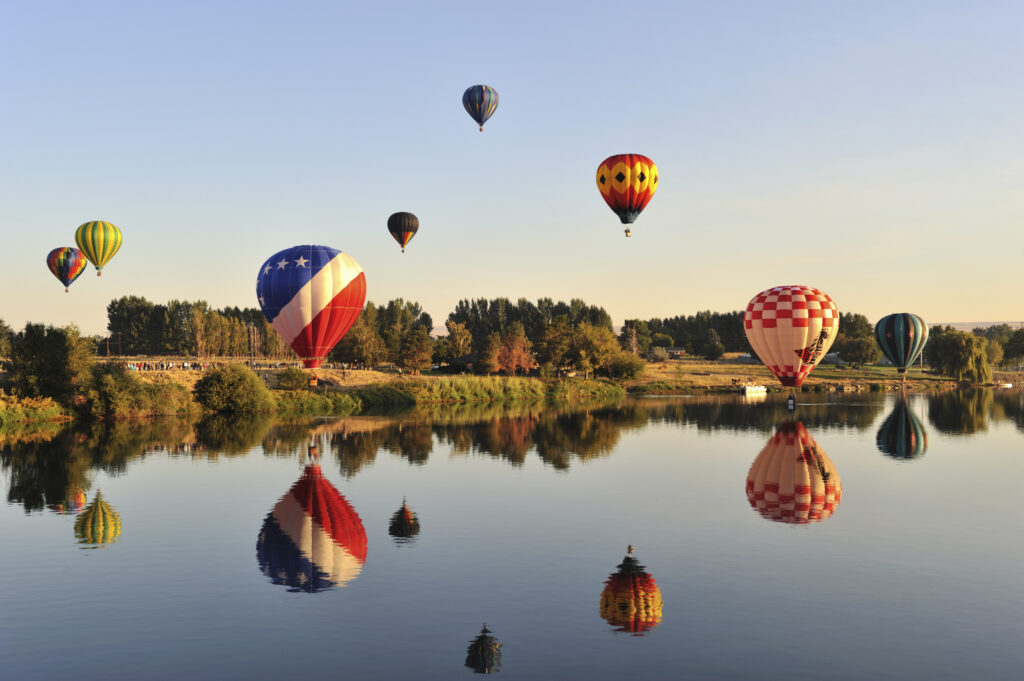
[465,624,502,674]
[876,398,928,460]
[595,154,658,236]
[599,545,663,635]
[74,490,121,546]
[743,285,839,387]
[256,245,366,369]
[387,212,419,253]
[388,497,420,542]
[74,220,122,276]
[746,421,841,524]
[46,247,87,292]
[256,460,367,592]
[462,84,498,131]
[48,488,87,515]
[875,313,929,377]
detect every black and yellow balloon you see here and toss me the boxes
[75,220,122,276]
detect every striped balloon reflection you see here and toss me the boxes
[257,460,367,592]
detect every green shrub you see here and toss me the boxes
[604,353,645,380]
[0,393,66,426]
[194,364,275,413]
[276,367,310,391]
[274,390,362,415]
[82,364,196,419]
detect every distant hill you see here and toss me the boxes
[936,321,1023,332]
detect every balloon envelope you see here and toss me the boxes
[388,498,420,542]
[599,547,663,635]
[257,463,367,592]
[596,154,659,226]
[746,421,841,524]
[256,245,366,369]
[387,212,419,252]
[876,399,928,460]
[875,313,929,373]
[46,247,87,291]
[74,221,122,275]
[462,84,498,130]
[744,285,839,387]
[74,491,121,546]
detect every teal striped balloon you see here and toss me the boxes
[876,398,928,460]
[874,313,929,373]
[462,84,498,131]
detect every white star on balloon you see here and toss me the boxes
[277,259,288,270]
[263,264,272,276]
[294,256,309,268]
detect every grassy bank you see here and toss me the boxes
[0,394,68,427]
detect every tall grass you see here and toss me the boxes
[0,394,67,426]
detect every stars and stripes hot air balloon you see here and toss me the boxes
[46,246,87,292]
[74,221,122,276]
[876,398,928,460]
[256,245,366,369]
[599,545,664,635]
[595,154,659,236]
[746,421,842,524]
[875,313,929,378]
[74,490,122,547]
[743,285,839,388]
[462,84,498,131]
[387,212,419,253]
[256,460,367,592]
[48,487,87,515]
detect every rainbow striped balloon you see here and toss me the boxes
[462,84,499,131]
[75,220,122,276]
[46,246,87,291]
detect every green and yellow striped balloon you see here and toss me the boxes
[74,490,122,547]
[74,220,122,276]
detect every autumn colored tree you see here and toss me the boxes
[476,332,501,375]
[497,323,534,376]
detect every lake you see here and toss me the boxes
[2,390,1022,680]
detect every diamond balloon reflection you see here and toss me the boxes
[464,623,502,674]
[388,497,420,543]
[746,421,842,524]
[74,490,121,547]
[256,461,367,592]
[876,399,928,460]
[599,545,663,635]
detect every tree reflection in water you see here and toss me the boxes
[3,391,1015,513]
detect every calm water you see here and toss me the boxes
[2,391,1022,680]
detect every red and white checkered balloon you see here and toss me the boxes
[743,285,839,387]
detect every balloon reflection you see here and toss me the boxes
[746,422,842,524]
[464,623,502,674]
[256,455,367,592]
[599,545,663,635]
[74,490,121,547]
[876,399,928,460]
[48,487,86,515]
[388,497,420,543]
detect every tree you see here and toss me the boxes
[475,332,501,375]
[700,329,725,360]
[398,326,434,372]
[445,320,473,358]
[0,318,13,359]
[837,337,882,365]
[193,364,275,413]
[1003,328,1024,365]
[497,322,534,376]
[534,315,573,376]
[619,320,652,356]
[925,327,992,383]
[571,323,620,378]
[650,332,674,348]
[10,323,95,405]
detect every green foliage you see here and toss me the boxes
[397,376,548,403]
[10,323,95,406]
[1003,328,1024,365]
[0,318,14,359]
[650,333,674,348]
[640,310,748,354]
[836,337,883,365]
[273,389,362,415]
[700,329,725,360]
[476,332,501,375]
[81,363,197,419]
[400,325,435,371]
[193,364,275,413]
[276,366,310,390]
[547,378,626,402]
[648,346,669,362]
[349,385,417,410]
[0,394,66,426]
[604,352,645,380]
[618,320,652,356]
[925,327,992,383]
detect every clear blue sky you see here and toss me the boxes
[2,0,1021,336]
